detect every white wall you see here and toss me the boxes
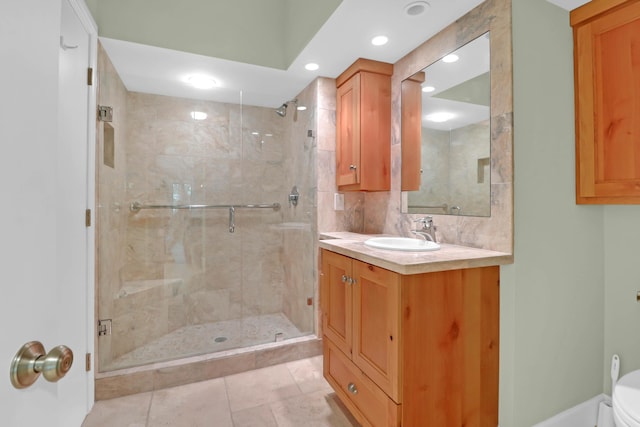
[500,0,605,425]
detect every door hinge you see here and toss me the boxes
[97,105,113,122]
[86,353,91,371]
[87,67,93,86]
[85,209,91,227]
[98,319,112,336]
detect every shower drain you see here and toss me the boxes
[214,336,228,343]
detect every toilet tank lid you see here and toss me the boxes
[615,370,640,422]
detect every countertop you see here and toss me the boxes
[318,232,513,275]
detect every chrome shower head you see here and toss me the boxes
[275,99,299,118]
[275,104,287,117]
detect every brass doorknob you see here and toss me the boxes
[10,341,74,389]
[40,345,73,383]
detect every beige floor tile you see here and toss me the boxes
[269,390,360,427]
[285,356,332,394]
[224,364,301,412]
[84,356,359,427]
[231,404,278,427]
[81,392,151,427]
[147,378,233,427]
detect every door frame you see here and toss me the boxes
[66,0,98,409]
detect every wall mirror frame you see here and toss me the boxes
[392,0,513,253]
[402,32,491,217]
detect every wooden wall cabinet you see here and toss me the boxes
[320,249,499,427]
[401,71,425,192]
[336,59,393,191]
[571,0,640,203]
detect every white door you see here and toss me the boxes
[0,0,95,425]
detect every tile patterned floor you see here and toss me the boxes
[83,355,360,427]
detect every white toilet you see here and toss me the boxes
[613,369,640,427]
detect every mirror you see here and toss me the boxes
[401,32,491,217]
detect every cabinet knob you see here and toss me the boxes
[341,275,348,283]
[348,382,358,395]
[349,164,357,171]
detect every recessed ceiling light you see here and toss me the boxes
[404,1,430,16]
[442,54,459,63]
[186,75,217,89]
[422,86,435,93]
[371,35,389,46]
[426,112,454,123]
[297,105,307,111]
[190,111,207,120]
[251,131,260,136]
[305,63,319,71]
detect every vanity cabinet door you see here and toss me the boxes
[352,260,401,402]
[335,58,392,192]
[321,250,353,358]
[572,0,640,203]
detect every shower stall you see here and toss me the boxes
[95,44,323,386]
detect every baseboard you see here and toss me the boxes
[531,394,608,427]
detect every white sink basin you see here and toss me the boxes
[364,237,440,252]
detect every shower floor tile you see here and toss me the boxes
[104,313,306,371]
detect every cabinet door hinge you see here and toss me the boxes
[87,67,93,86]
[86,353,91,372]
[85,209,91,227]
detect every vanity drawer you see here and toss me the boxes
[323,340,400,427]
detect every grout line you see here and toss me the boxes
[144,390,153,427]
[222,376,236,426]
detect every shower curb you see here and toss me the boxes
[94,336,322,400]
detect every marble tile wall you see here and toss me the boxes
[120,92,308,358]
[337,0,513,254]
[408,128,450,212]
[409,121,491,217]
[448,121,491,217]
[97,44,323,372]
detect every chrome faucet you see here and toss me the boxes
[412,216,437,243]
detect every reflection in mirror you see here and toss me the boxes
[402,32,491,217]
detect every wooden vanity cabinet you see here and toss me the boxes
[320,249,499,427]
[336,58,392,192]
[571,0,640,203]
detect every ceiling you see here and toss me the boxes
[546,0,589,11]
[92,0,591,109]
